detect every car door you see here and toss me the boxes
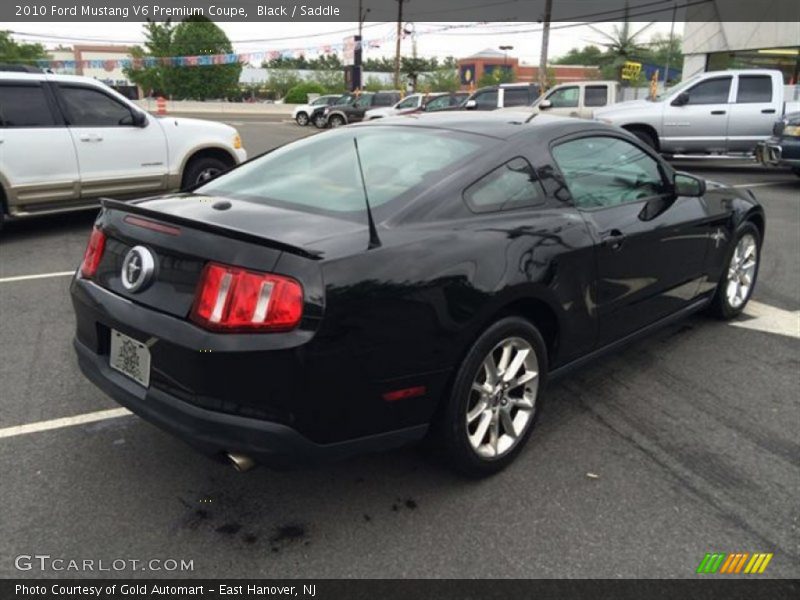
[582,85,610,118]
[55,83,168,199]
[472,89,498,111]
[542,85,580,117]
[394,94,420,115]
[727,74,779,152]
[661,75,732,153]
[551,134,709,346]
[0,80,80,211]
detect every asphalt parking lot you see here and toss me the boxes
[1,118,798,579]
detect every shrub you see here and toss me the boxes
[284,82,327,104]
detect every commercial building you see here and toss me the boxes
[457,49,599,90]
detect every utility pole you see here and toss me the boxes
[354,0,370,91]
[663,0,677,86]
[538,0,552,92]
[394,0,406,90]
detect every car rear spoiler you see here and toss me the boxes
[100,198,323,260]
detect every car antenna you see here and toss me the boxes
[353,137,382,249]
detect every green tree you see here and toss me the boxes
[284,81,327,104]
[266,70,302,99]
[124,20,175,96]
[169,16,241,99]
[419,69,459,93]
[478,67,515,88]
[309,70,346,94]
[308,53,342,71]
[0,31,48,63]
[590,21,655,82]
[553,45,605,66]
[363,75,386,92]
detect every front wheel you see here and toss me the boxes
[328,114,346,128]
[708,222,761,319]
[437,317,547,477]
[181,156,229,189]
[295,112,309,126]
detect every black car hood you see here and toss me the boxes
[122,193,372,259]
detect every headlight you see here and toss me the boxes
[783,125,800,137]
[233,133,242,149]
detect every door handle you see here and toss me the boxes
[79,134,103,142]
[761,108,776,114]
[602,229,625,250]
[710,110,726,115]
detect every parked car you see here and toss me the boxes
[0,71,246,229]
[309,93,356,129]
[365,93,426,120]
[522,81,621,118]
[71,112,764,476]
[755,111,800,176]
[322,91,402,128]
[462,83,542,111]
[594,69,800,154]
[292,94,343,126]
[367,92,470,119]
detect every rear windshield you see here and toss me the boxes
[197,126,485,219]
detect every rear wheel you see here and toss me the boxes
[295,112,309,126]
[329,114,346,128]
[708,222,761,319]
[438,317,547,477]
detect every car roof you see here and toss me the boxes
[0,71,108,86]
[351,110,605,140]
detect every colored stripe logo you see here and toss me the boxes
[697,552,773,574]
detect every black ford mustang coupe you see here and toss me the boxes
[71,112,764,476]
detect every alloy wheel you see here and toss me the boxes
[195,167,221,185]
[726,233,758,309]
[466,337,538,459]
[296,113,309,126]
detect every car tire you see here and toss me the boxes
[329,114,346,128]
[437,316,547,478]
[707,221,761,320]
[628,128,657,150]
[295,112,309,126]
[181,156,229,190]
[313,114,328,129]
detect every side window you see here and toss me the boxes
[474,90,498,110]
[737,76,773,103]
[503,88,530,107]
[463,157,544,213]
[59,86,134,126]
[396,96,417,109]
[547,86,579,108]
[584,85,609,107]
[452,94,468,106]
[0,84,57,127]
[552,136,668,209]
[355,95,372,108]
[425,95,450,111]
[686,77,731,105]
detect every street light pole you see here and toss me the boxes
[538,0,552,91]
[394,0,406,91]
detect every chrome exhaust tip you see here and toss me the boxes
[226,452,256,473]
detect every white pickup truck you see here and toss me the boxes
[0,71,246,227]
[527,80,622,119]
[594,69,800,154]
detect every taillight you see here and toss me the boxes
[190,263,303,332]
[80,227,106,278]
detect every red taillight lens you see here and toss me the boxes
[190,263,303,332]
[80,227,106,278]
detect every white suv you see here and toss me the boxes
[0,71,247,227]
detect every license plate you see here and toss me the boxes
[109,329,151,387]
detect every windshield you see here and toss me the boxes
[197,127,486,219]
[654,75,700,101]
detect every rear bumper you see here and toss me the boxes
[755,138,800,167]
[74,337,427,467]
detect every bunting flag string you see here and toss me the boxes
[34,37,392,70]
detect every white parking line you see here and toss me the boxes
[0,271,75,284]
[0,408,132,440]
[732,300,800,339]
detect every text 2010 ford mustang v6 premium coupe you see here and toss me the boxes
[71,113,764,476]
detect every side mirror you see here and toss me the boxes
[671,92,689,107]
[464,99,477,110]
[674,172,706,197]
[539,99,552,109]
